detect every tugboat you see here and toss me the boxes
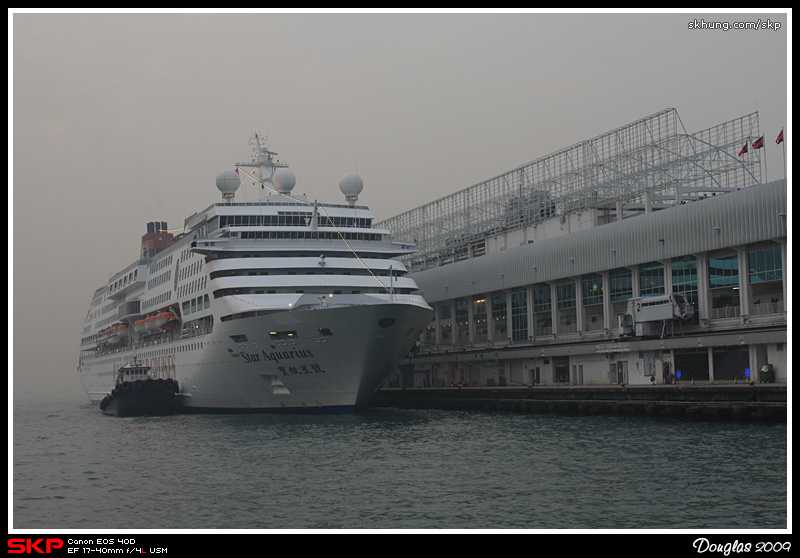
[99,361,179,417]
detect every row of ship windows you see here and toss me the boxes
[178,276,207,299]
[142,291,172,312]
[205,250,397,263]
[213,287,416,298]
[208,268,407,279]
[149,254,173,275]
[237,231,383,241]
[108,269,139,295]
[148,269,171,289]
[219,215,372,228]
[139,341,203,359]
[183,294,210,316]
[179,259,203,281]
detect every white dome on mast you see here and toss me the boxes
[215,168,240,203]
[273,168,297,194]
[339,173,364,206]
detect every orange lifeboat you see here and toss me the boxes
[96,328,109,347]
[143,309,180,333]
[144,314,161,333]
[117,323,129,340]
[107,326,121,346]
[160,310,180,331]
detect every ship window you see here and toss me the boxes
[318,328,333,336]
[270,331,298,340]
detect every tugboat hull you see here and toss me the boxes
[100,378,179,417]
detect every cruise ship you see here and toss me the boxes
[78,134,433,413]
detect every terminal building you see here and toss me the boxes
[377,109,788,388]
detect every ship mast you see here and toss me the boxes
[235,132,289,199]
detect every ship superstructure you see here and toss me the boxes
[78,134,433,412]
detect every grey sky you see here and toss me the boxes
[10,10,789,396]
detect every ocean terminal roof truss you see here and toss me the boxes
[377,109,763,272]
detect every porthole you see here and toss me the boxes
[378,318,395,328]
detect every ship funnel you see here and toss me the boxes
[141,222,172,259]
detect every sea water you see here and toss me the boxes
[11,391,787,531]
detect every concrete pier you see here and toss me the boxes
[370,383,786,421]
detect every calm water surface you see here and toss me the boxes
[12,391,787,531]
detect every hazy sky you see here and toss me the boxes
[10,10,790,397]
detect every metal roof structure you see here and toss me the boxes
[377,109,765,272]
[410,179,787,303]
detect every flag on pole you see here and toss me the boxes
[753,136,765,150]
[738,142,748,156]
[776,129,784,144]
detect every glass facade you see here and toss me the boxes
[747,246,784,315]
[708,255,739,288]
[510,288,528,342]
[473,296,488,341]
[708,255,739,315]
[639,261,665,297]
[582,273,604,331]
[438,301,452,343]
[609,268,633,301]
[556,282,576,309]
[671,256,699,325]
[748,246,782,283]
[455,298,469,342]
[532,284,552,336]
[427,243,783,348]
[556,282,577,333]
[581,273,603,306]
[491,292,507,340]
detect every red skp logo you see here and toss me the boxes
[8,539,64,554]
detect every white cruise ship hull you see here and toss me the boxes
[78,134,434,414]
[79,302,431,413]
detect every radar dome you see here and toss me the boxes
[216,169,240,201]
[273,168,296,194]
[339,173,364,205]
